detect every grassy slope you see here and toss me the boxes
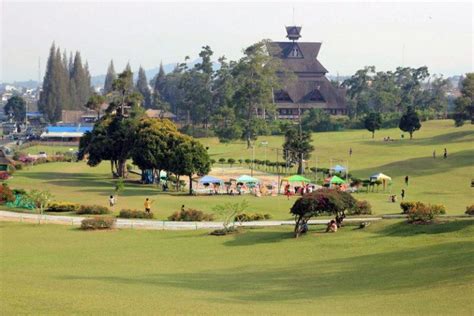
[6,120,474,219]
[1,220,473,314]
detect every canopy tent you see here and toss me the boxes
[370,173,392,181]
[331,164,347,173]
[327,175,346,184]
[236,175,259,183]
[282,175,311,183]
[199,175,224,184]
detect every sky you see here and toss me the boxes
[1,1,473,83]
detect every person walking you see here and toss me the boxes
[401,189,405,200]
[405,176,409,186]
[349,147,353,157]
[433,150,436,159]
[443,148,448,159]
[109,195,115,207]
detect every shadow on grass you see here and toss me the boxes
[354,149,474,177]
[57,241,474,302]
[223,230,294,247]
[363,130,474,147]
[375,219,474,237]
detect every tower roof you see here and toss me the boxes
[286,26,302,41]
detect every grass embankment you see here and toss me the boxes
[6,120,474,219]
[1,219,473,314]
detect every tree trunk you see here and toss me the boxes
[189,174,193,195]
[118,159,126,178]
[409,131,413,139]
[294,216,308,238]
[297,160,303,175]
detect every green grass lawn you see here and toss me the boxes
[1,219,473,314]
[5,120,474,219]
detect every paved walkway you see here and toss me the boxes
[0,210,383,230]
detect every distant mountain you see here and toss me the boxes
[0,80,39,90]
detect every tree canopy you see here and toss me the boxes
[399,106,421,139]
[4,96,26,122]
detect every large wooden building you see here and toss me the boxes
[267,26,347,119]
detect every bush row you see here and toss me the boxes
[401,201,446,223]
[235,213,272,222]
[80,217,116,230]
[119,209,154,219]
[168,208,214,221]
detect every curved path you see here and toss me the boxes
[0,210,383,230]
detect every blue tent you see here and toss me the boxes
[199,175,223,184]
[332,164,346,173]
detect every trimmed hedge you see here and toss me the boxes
[119,209,154,219]
[168,208,214,221]
[80,217,116,230]
[404,201,446,223]
[47,202,80,213]
[76,204,110,215]
[235,213,272,222]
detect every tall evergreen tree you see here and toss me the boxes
[103,60,117,95]
[124,62,134,88]
[153,61,166,96]
[71,51,91,108]
[136,66,151,108]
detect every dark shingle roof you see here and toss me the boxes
[284,77,346,108]
[267,42,328,74]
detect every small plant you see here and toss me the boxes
[227,158,236,167]
[76,204,111,215]
[0,183,15,203]
[466,205,474,216]
[405,201,446,223]
[235,212,272,223]
[400,201,417,214]
[168,208,214,221]
[47,202,80,213]
[28,189,54,224]
[80,216,116,230]
[348,200,372,215]
[212,200,249,233]
[119,209,154,219]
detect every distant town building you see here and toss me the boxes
[145,109,177,121]
[267,26,347,119]
[40,126,92,142]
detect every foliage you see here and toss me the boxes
[234,212,271,222]
[213,200,249,230]
[404,201,446,223]
[301,109,333,132]
[103,60,117,95]
[28,189,54,223]
[80,216,116,230]
[168,208,214,221]
[399,106,421,139]
[4,96,26,122]
[290,189,356,237]
[85,93,106,119]
[119,209,154,219]
[400,201,417,214]
[348,200,373,215]
[364,112,382,138]
[76,204,111,215]
[47,201,80,213]
[282,126,314,174]
[465,205,474,215]
[0,184,15,204]
[453,73,474,126]
[136,66,152,108]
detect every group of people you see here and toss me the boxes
[284,184,316,199]
[432,148,448,159]
[108,195,155,214]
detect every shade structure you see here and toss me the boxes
[331,164,346,173]
[199,175,223,184]
[283,175,311,183]
[329,175,346,184]
[370,173,392,181]
[237,175,259,183]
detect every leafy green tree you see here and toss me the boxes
[232,40,280,148]
[301,108,332,132]
[103,60,117,95]
[211,106,242,143]
[213,200,249,231]
[4,96,26,122]
[28,189,54,224]
[364,112,382,139]
[399,106,421,139]
[454,73,474,126]
[283,126,314,174]
[290,189,356,237]
[169,137,211,195]
[85,93,106,120]
[152,62,166,96]
[136,66,151,108]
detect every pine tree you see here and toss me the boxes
[103,60,116,95]
[71,51,91,108]
[38,43,57,121]
[124,62,134,88]
[153,61,166,96]
[136,66,151,108]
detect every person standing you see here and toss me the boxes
[349,147,353,157]
[444,148,448,159]
[405,176,409,186]
[109,195,115,207]
[401,189,405,200]
[433,150,436,159]
[144,198,154,213]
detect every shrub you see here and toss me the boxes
[0,171,10,180]
[466,205,474,216]
[47,201,80,213]
[235,212,272,222]
[400,201,417,214]
[210,226,239,236]
[168,208,214,221]
[0,183,15,203]
[348,200,372,215]
[119,209,154,219]
[80,216,116,230]
[15,163,24,170]
[76,204,111,215]
[12,188,27,195]
[405,201,446,223]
